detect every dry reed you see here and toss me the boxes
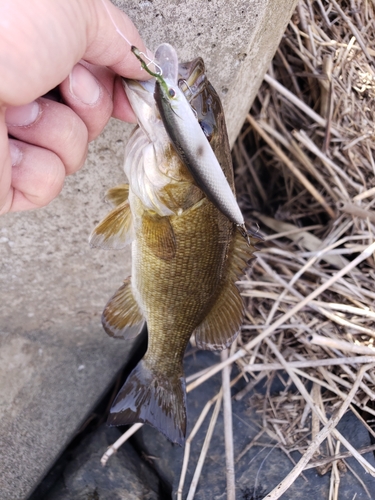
[231,0,375,497]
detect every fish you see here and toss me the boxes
[90,44,259,445]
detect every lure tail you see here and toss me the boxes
[107,359,187,446]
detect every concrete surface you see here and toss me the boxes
[114,0,298,146]
[0,1,297,498]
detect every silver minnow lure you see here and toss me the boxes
[132,44,245,229]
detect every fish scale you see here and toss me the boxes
[133,195,229,367]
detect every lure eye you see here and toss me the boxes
[168,88,176,98]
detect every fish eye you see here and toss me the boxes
[168,88,176,98]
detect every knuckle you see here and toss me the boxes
[57,112,88,174]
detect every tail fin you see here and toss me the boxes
[107,359,187,445]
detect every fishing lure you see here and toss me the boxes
[132,45,250,242]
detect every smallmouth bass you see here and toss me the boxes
[90,44,259,445]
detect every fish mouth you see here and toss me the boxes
[124,50,223,165]
[179,58,220,144]
[178,57,207,103]
[125,78,155,94]
[123,56,207,112]
[123,56,213,143]
[123,78,155,109]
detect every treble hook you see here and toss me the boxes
[178,78,193,94]
[237,223,252,246]
[178,79,198,118]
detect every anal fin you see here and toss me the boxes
[102,277,144,339]
[193,280,244,350]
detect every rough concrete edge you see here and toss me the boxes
[226,0,299,146]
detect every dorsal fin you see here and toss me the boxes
[89,200,134,250]
[102,278,144,339]
[193,228,259,350]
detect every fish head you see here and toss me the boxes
[122,45,233,216]
[123,45,216,143]
[178,58,233,183]
[123,43,179,134]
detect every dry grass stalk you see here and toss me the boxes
[186,393,223,500]
[100,423,143,466]
[328,440,341,500]
[310,333,375,354]
[263,363,374,499]
[221,349,236,500]
[246,114,335,217]
[305,443,375,470]
[177,391,222,500]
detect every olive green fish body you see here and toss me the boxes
[133,192,232,360]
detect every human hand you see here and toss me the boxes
[0,0,150,214]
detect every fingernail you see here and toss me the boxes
[5,101,40,126]
[9,142,22,166]
[69,64,101,105]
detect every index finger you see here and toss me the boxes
[84,0,152,81]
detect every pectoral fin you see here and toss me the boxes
[102,278,144,339]
[89,200,134,249]
[142,213,176,260]
[105,184,130,207]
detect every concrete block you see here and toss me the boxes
[0,1,297,498]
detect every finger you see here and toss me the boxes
[80,64,137,123]
[0,0,150,106]
[59,63,113,142]
[85,0,151,79]
[9,140,66,212]
[6,139,66,212]
[5,97,88,176]
[0,113,12,213]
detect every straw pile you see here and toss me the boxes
[231,0,375,497]
[102,2,375,498]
